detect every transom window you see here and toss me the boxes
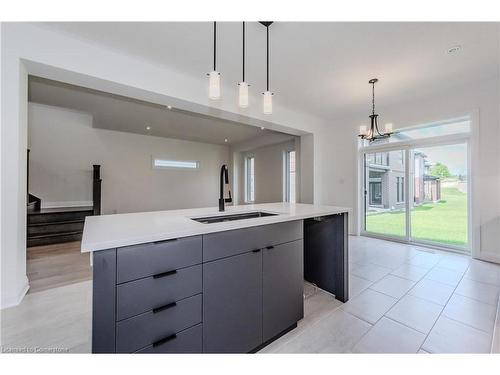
[152,158,199,170]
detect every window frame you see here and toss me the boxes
[152,157,200,170]
[284,150,296,203]
[244,156,255,203]
[358,114,475,255]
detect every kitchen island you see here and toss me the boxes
[82,203,350,354]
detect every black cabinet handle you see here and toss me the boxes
[152,301,177,314]
[252,249,261,253]
[152,333,177,347]
[266,245,275,250]
[153,269,177,279]
[153,238,178,245]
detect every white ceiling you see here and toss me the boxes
[28,77,287,145]
[37,22,499,122]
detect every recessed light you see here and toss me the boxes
[447,45,462,54]
[167,105,172,110]
[261,127,265,130]
[224,138,228,143]
[146,125,151,130]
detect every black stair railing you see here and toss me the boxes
[93,165,102,216]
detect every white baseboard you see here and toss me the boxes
[492,298,500,353]
[1,277,29,309]
[41,200,93,209]
[475,250,500,265]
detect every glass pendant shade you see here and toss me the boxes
[238,82,249,108]
[384,123,393,133]
[263,91,273,114]
[359,125,367,135]
[209,71,221,100]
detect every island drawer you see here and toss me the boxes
[135,324,202,353]
[116,293,202,353]
[203,220,303,262]
[116,235,202,284]
[116,264,202,321]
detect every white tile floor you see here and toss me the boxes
[263,236,500,353]
[1,236,499,354]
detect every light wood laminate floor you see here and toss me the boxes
[27,241,92,294]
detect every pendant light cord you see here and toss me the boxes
[242,22,245,82]
[213,21,217,71]
[266,25,270,91]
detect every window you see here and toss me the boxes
[284,150,296,203]
[245,156,255,203]
[396,177,404,203]
[397,150,404,165]
[152,158,199,170]
[369,152,389,166]
[369,117,471,145]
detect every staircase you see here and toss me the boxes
[27,151,102,248]
[27,207,94,247]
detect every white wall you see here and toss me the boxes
[28,103,230,214]
[319,77,500,262]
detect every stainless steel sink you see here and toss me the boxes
[191,211,278,224]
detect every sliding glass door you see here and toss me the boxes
[410,143,468,248]
[361,117,471,252]
[364,149,407,239]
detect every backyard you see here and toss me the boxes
[365,187,468,247]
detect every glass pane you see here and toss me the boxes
[364,150,406,238]
[246,157,255,202]
[368,117,470,146]
[410,143,468,247]
[288,151,296,203]
[153,159,199,169]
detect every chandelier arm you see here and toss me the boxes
[374,116,384,136]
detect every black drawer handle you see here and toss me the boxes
[152,333,177,347]
[252,249,261,253]
[153,269,177,279]
[152,301,177,314]
[266,245,275,250]
[153,238,178,245]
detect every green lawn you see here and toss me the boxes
[365,187,468,246]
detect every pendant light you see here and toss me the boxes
[358,78,394,142]
[237,22,249,108]
[259,21,274,115]
[208,21,221,100]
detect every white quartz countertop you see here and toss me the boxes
[81,202,351,253]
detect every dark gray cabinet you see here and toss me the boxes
[263,240,304,342]
[91,218,339,354]
[202,250,263,353]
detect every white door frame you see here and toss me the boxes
[357,112,479,256]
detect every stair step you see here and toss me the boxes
[29,231,83,239]
[28,209,93,225]
[27,231,83,247]
[28,219,85,227]
[28,220,85,236]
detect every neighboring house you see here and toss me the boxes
[366,150,440,211]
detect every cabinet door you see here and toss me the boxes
[263,240,304,342]
[203,250,263,353]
